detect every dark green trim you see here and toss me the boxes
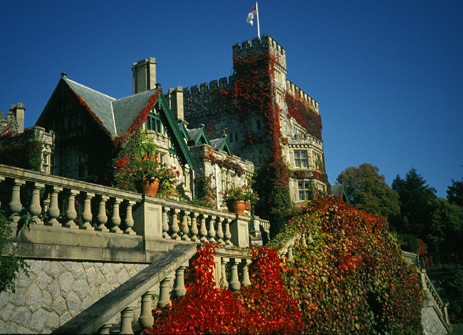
[157,94,195,169]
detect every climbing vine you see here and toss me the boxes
[145,243,302,334]
[275,196,423,334]
[285,92,323,141]
[219,51,292,235]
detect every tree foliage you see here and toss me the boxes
[391,168,437,237]
[336,163,399,220]
[0,210,29,292]
[447,177,463,207]
[146,197,422,334]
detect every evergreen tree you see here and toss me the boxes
[447,177,463,207]
[391,168,437,240]
[336,163,400,220]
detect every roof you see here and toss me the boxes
[186,125,210,146]
[37,76,195,168]
[331,183,351,204]
[210,135,233,156]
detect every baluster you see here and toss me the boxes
[224,218,232,246]
[199,214,208,242]
[64,190,78,229]
[189,213,199,242]
[181,211,190,241]
[220,257,229,289]
[138,291,155,330]
[241,259,251,288]
[29,183,44,225]
[120,306,134,335]
[124,200,135,235]
[173,264,187,298]
[162,206,170,238]
[9,179,25,224]
[229,259,241,292]
[158,277,172,308]
[80,192,94,229]
[95,195,109,232]
[170,208,180,240]
[216,217,224,244]
[208,215,216,242]
[46,186,62,227]
[287,245,294,261]
[98,324,112,334]
[109,198,122,233]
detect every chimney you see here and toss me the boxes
[9,102,25,134]
[169,86,184,120]
[132,58,157,94]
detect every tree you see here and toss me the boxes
[447,177,463,207]
[336,163,400,220]
[391,168,437,239]
[0,210,29,292]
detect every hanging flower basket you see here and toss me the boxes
[226,200,246,215]
[139,177,160,196]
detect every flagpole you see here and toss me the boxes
[256,2,261,40]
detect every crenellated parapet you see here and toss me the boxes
[232,35,287,71]
[286,80,319,113]
[182,75,235,119]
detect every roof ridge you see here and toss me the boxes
[65,78,116,101]
[115,88,158,103]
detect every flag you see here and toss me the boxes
[246,4,257,26]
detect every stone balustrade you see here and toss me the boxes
[420,269,451,328]
[0,164,269,333]
[0,164,253,248]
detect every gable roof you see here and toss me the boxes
[37,75,195,168]
[210,135,233,156]
[186,125,211,146]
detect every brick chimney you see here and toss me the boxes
[132,58,157,94]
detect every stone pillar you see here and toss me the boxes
[132,198,163,237]
[9,179,25,223]
[229,259,241,292]
[230,216,250,248]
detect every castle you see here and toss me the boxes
[1,35,328,208]
[163,35,328,203]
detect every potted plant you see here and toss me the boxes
[224,184,254,215]
[113,154,178,196]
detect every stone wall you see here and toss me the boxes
[422,301,450,335]
[0,259,148,334]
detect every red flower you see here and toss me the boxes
[117,160,125,168]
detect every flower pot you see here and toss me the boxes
[227,200,246,215]
[140,178,160,196]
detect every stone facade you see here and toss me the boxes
[0,260,148,334]
[0,103,25,136]
[167,35,327,203]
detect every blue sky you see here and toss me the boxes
[1,0,462,197]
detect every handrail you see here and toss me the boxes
[52,243,197,334]
[0,164,253,248]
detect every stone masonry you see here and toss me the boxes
[0,260,148,334]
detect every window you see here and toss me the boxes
[314,153,323,171]
[298,180,312,201]
[255,119,262,130]
[229,132,239,143]
[77,153,88,179]
[294,150,308,168]
[147,113,163,135]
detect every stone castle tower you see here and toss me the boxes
[167,35,327,203]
